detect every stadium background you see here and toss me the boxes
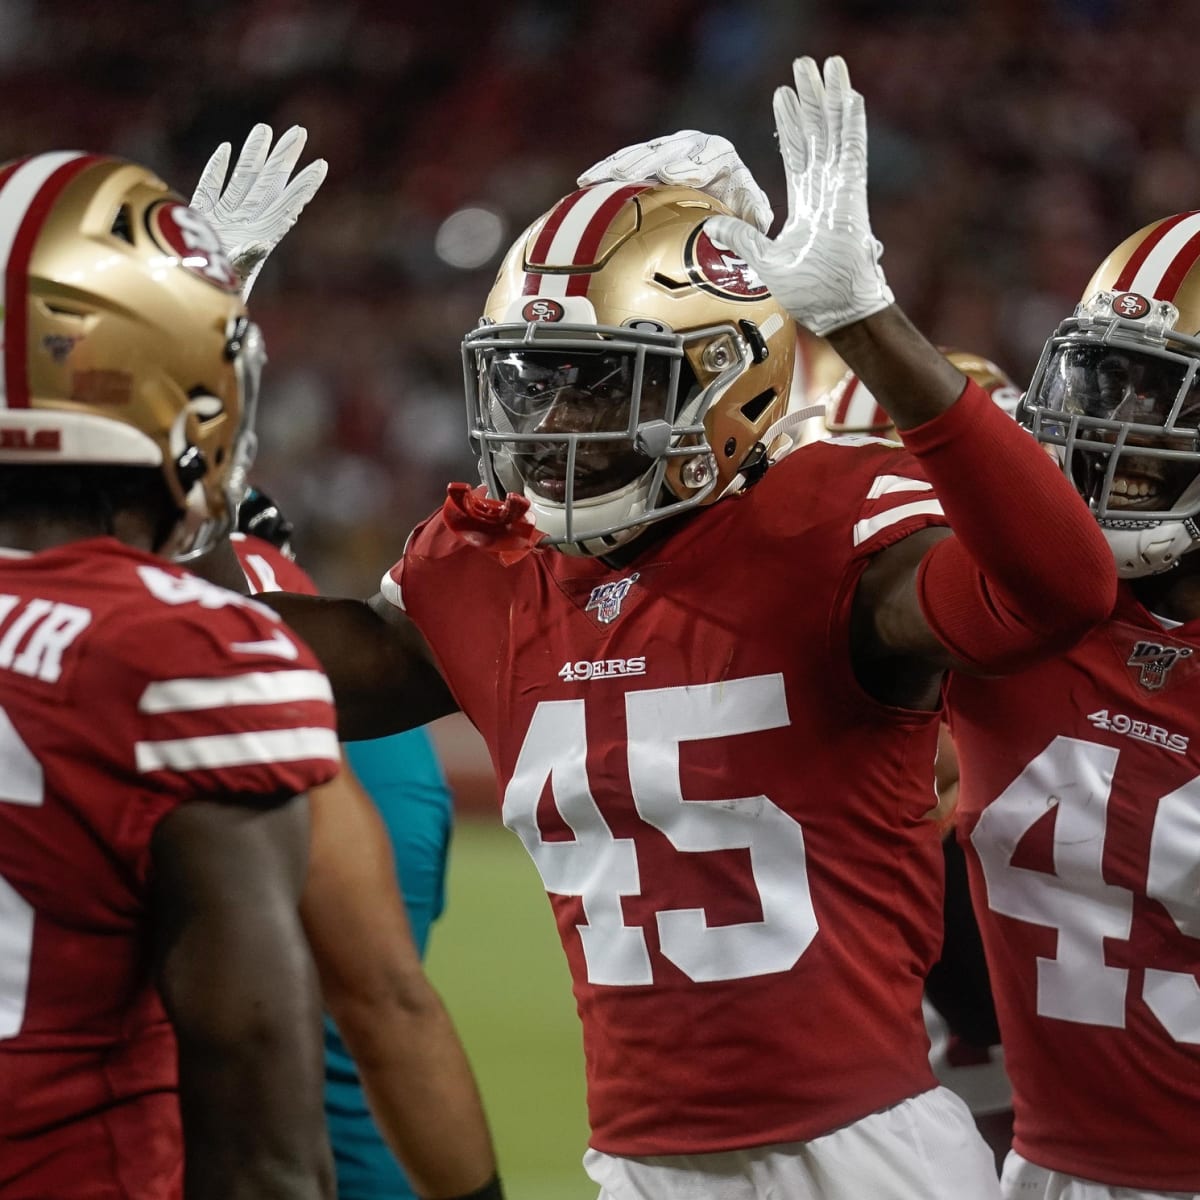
[8,0,1200,1194]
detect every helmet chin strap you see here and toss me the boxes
[1104,520,1200,578]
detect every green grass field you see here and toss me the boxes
[425,818,595,1200]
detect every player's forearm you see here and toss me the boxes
[328,985,499,1198]
[259,592,459,739]
[824,305,969,429]
[906,379,1118,670]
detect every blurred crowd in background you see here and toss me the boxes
[3,0,1199,591]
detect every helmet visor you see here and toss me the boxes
[483,348,672,502]
[1030,340,1200,519]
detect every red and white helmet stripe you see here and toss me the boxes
[1112,209,1200,303]
[522,182,650,299]
[827,373,889,433]
[0,151,102,409]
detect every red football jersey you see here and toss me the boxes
[386,439,951,1156]
[0,538,340,1199]
[231,531,318,596]
[948,583,1200,1191]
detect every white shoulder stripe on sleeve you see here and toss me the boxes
[853,499,945,547]
[866,473,933,500]
[139,670,332,714]
[379,570,405,611]
[136,726,340,773]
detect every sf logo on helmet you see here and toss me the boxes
[1113,292,1151,319]
[522,298,565,323]
[149,202,240,293]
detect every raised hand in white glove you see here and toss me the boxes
[705,56,893,337]
[190,123,328,301]
[577,129,773,234]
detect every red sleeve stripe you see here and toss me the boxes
[522,182,649,297]
[135,726,340,774]
[1,153,105,409]
[138,669,333,714]
[1113,210,1200,301]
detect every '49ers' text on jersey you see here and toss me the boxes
[948,583,1200,1192]
[0,538,339,1199]
[386,438,950,1157]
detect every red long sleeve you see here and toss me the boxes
[902,378,1117,672]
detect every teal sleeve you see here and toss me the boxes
[325,727,454,1200]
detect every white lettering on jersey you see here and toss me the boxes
[241,552,281,594]
[504,675,818,986]
[1087,708,1189,754]
[0,706,42,1038]
[0,594,91,683]
[138,564,276,618]
[558,656,647,682]
[228,628,300,661]
[973,734,1200,1041]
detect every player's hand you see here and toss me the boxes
[578,130,773,234]
[705,56,893,336]
[190,124,328,301]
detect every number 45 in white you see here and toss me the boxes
[972,734,1200,1043]
[503,675,818,986]
[0,705,43,1039]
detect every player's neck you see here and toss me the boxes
[1130,560,1200,623]
[0,513,156,556]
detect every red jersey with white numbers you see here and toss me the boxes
[948,582,1200,1191]
[387,440,950,1155]
[231,531,318,596]
[0,538,339,1199]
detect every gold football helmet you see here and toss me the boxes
[462,183,796,555]
[824,348,1021,437]
[1022,210,1200,576]
[0,152,263,559]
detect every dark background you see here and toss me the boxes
[7,0,1199,590]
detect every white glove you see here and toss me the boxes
[577,129,773,234]
[190,123,328,301]
[705,56,893,337]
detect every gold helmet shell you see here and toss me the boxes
[463,183,795,554]
[824,348,1020,437]
[0,152,262,558]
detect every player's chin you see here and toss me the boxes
[525,472,629,503]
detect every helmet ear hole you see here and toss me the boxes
[739,389,776,424]
[175,445,207,492]
[109,205,134,245]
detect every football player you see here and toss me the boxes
[947,218,1200,1200]
[189,134,504,1200]
[254,57,1118,1198]
[0,154,335,1197]
[233,491,460,1200]
[611,113,1200,1200]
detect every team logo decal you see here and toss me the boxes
[684,222,769,302]
[147,202,240,293]
[1127,639,1193,690]
[41,333,81,365]
[584,572,639,624]
[1113,291,1151,319]
[0,428,60,451]
[522,298,565,323]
